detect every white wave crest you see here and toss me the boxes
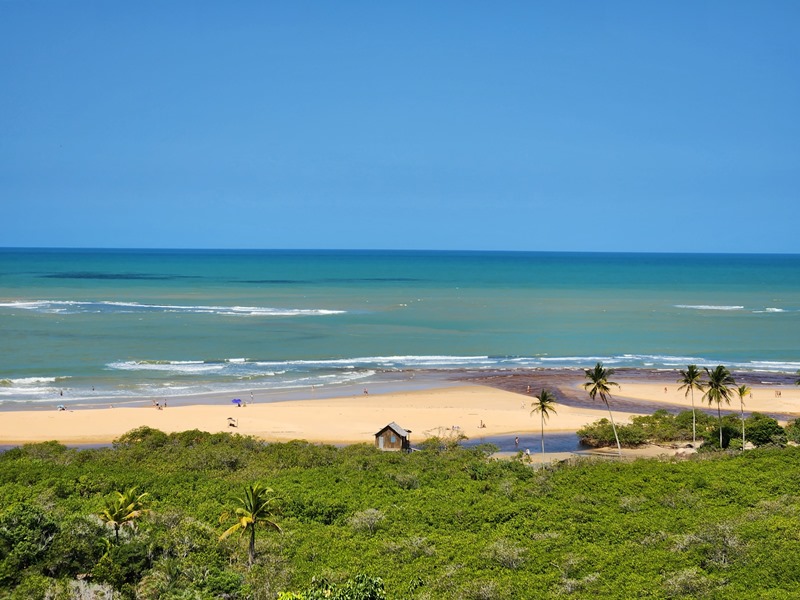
[108,360,226,374]
[4,376,60,385]
[0,300,345,317]
[674,304,744,311]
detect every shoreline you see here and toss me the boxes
[1,368,798,448]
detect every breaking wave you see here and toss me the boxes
[674,304,744,311]
[0,300,345,317]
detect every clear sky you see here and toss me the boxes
[2,1,799,253]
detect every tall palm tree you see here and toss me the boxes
[530,389,558,458]
[99,487,149,543]
[219,483,281,568]
[736,384,751,449]
[703,365,736,449]
[584,362,621,456]
[677,365,705,445]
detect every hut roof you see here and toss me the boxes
[375,422,411,438]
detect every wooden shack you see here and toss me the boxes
[374,422,411,451]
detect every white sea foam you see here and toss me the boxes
[0,300,345,317]
[107,360,226,374]
[4,376,60,385]
[674,304,744,311]
[745,360,800,371]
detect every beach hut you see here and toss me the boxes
[374,422,411,451]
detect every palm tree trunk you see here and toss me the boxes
[740,397,745,450]
[718,403,723,448]
[691,389,696,445]
[540,414,545,458]
[606,403,622,457]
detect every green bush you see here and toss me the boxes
[786,418,800,443]
[745,413,787,447]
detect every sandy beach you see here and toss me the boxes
[1,371,798,448]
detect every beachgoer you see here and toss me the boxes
[364,388,369,395]
[526,385,531,394]
[664,387,668,394]
[515,436,519,446]
[250,391,254,403]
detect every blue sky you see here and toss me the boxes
[2,1,799,252]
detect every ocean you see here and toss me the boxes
[1,248,798,408]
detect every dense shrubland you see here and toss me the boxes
[577,409,796,450]
[1,426,800,599]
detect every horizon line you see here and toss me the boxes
[2,246,800,257]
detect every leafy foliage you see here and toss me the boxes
[1,428,799,599]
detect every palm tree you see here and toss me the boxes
[677,365,705,445]
[99,487,149,543]
[796,370,800,386]
[583,362,621,456]
[736,384,751,449]
[219,483,281,568]
[703,365,736,448]
[530,389,558,458]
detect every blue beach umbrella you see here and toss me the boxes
[231,398,242,404]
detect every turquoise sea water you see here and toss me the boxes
[1,248,799,407]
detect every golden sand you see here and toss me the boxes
[1,380,797,447]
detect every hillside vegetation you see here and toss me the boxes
[1,427,799,599]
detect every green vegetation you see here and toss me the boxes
[577,409,790,452]
[1,426,800,599]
